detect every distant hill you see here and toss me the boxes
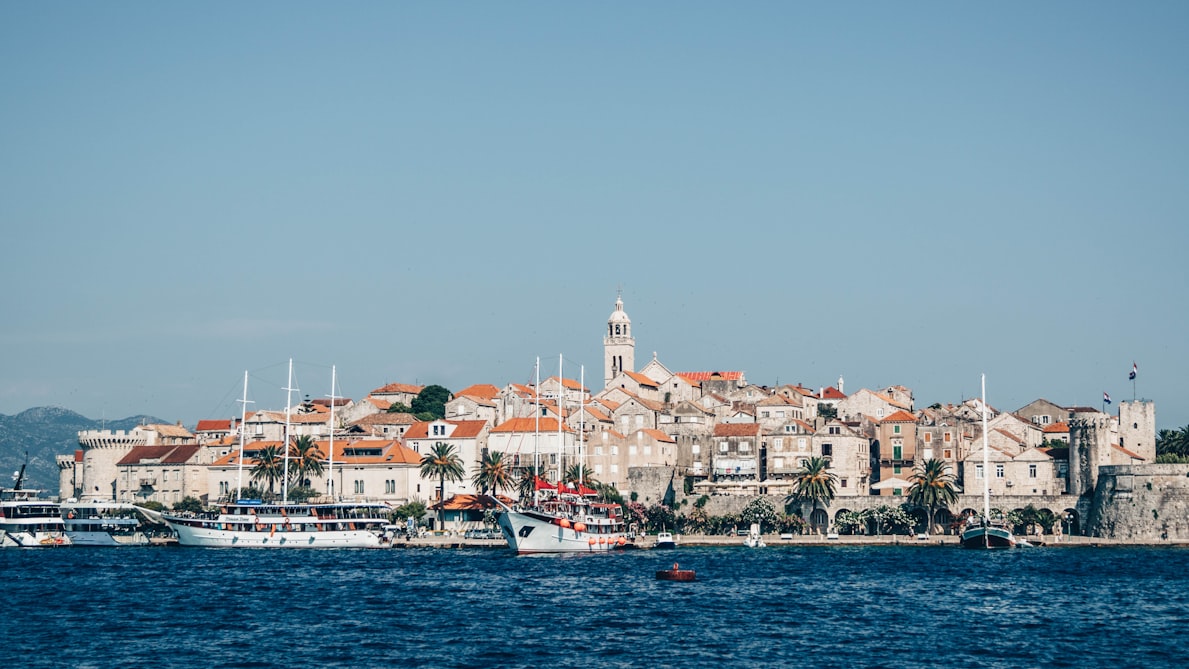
[0,407,163,496]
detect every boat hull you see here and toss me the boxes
[497,509,629,554]
[66,530,150,547]
[167,522,383,548]
[960,526,1017,549]
[1,530,70,548]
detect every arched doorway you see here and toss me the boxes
[1063,508,1081,536]
[810,508,829,535]
[909,508,928,534]
[934,508,954,534]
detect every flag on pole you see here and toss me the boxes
[1103,392,1111,404]
[1129,362,1137,381]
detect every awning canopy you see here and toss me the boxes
[870,477,914,490]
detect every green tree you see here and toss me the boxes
[471,449,514,496]
[785,456,838,526]
[411,385,452,420]
[250,444,284,494]
[563,463,599,489]
[391,500,427,524]
[907,458,958,534]
[515,463,548,503]
[386,403,413,414]
[172,496,204,513]
[289,435,325,491]
[420,442,465,529]
[287,485,319,503]
[645,504,677,533]
[818,404,838,420]
[740,496,778,531]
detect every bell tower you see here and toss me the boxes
[603,291,635,389]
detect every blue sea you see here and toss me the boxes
[6,545,1188,668]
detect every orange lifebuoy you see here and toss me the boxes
[588,537,596,546]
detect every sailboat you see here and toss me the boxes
[960,374,1017,549]
[494,357,632,554]
[160,364,389,548]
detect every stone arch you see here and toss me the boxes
[809,508,829,534]
[908,507,928,533]
[934,508,955,534]
[1063,508,1081,536]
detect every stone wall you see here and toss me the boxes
[1085,464,1189,542]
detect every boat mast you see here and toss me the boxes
[579,364,585,491]
[534,357,540,508]
[557,353,563,488]
[327,365,338,502]
[981,373,991,547]
[235,370,253,500]
[282,358,298,504]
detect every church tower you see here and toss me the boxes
[604,292,635,389]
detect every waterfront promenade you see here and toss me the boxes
[392,531,1167,549]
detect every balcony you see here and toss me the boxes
[138,478,157,487]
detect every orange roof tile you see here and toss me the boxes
[454,384,501,400]
[624,371,659,388]
[820,386,847,400]
[713,423,761,437]
[402,420,488,440]
[676,371,744,382]
[370,382,424,395]
[490,417,573,434]
[196,419,232,432]
[1043,422,1070,433]
[881,410,917,423]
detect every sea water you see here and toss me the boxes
[5,545,1188,668]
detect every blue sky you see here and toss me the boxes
[2,2,1186,429]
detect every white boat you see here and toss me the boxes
[494,490,632,554]
[61,501,151,547]
[744,523,766,548]
[161,500,390,548]
[961,374,1018,549]
[1,488,70,548]
[654,530,678,549]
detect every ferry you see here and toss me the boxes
[160,500,391,548]
[61,501,151,547]
[1,488,70,548]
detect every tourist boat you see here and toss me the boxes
[656,562,696,581]
[1,488,70,548]
[961,375,1018,549]
[744,523,766,548]
[492,487,632,554]
[654,530,678,549]
[61,501,151,547]
[160,500,391,548]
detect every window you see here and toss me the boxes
[798,438,807,452]
[354,480,364,494]
[611,446,619,456]
[923,449,932,461]
[594,465,603,476]
[976,464,984,479]
[828,426,841,435]
[720,442,729,453]
[774,457,784,469]
[995,464,1004,478]
[692,443,700,454]
[822,443,833,457]
[385,480,395,494]
[761,411,769,418]
[893,445,902,460]
[643,446,651,456]
[893,488,902,496]
[1029,464,1037,478]
[893,425,901,434]
[740,442,750,453]
[944,449,952,459]
[944,432,952,443]
[595,446,603,456]
[774,438,783,451]
[635,415,644,428]
[610,464,619,475]
[924,433,932,443]
[841,479,848,488]
[629,445,638,456]
[894,465,902,475]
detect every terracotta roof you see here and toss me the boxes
[402,420,487,440]
[676,371,744,382]
[881,410,917,423]
[820,386,847,400]
[371,382,424,395]
[366,397,392,410]
[713,423,761,437]
[1112,444,1145,460]
[454,384,501,400]
[196,419,232,432]
[145,424,194,439]
[545,376,587,392]
[432,494,515,511]
[636,429,676,443]
[490,417,572,434]
[74,449,83,463]
[117,444,203,466]
[350,412,419,427]
[1043,422,1070,433]
[288,413,332,424]
[624,371,659,388]
[581,405,612,423]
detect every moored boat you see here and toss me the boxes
[654,530,677,549]
[161,500,390,548]
[61,501,151,547]
[656,562,696,581]
[493,488,632,554]
[961,374,1018,550]
[1,488,70,548]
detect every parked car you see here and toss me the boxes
[464,528,501,540]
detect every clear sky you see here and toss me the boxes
[2,2,1186,429]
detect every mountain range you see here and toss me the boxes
[0,407,162,496]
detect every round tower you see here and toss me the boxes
[604,292,635,389]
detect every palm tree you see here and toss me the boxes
[907,458,958,534]
[515,463,548,504]
[289,435,325,491]
[785,456,838,532]
[250,444,284,495]
[562,463,599,489]
[419,443,465,530]
[471,449,514,496]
